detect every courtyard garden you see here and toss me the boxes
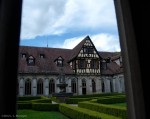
[17,93,127,119]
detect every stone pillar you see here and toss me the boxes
[121,77,125,92]
[55,78,60,93]
[78,78,82,95]
[86,78,92,94]
[31,78,37,96]
[115,78,121,93]
[96,78,101,93]
[19,78,24,96]
[44,79,49,96]
[104,78,110,93]
[66,78,71,93]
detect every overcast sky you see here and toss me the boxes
[20,0,121,52]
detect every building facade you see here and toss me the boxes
[18,36,124,96]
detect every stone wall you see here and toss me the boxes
[18,74,124,96]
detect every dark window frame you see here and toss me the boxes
[78,59,86,69]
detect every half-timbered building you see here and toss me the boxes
[18,36,124,96]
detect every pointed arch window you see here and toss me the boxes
[49,79,55,94]
[71,79,76,93]
[37,79,43,95]
[82,79,86,88]
[25,79,31,95]
[92,80,96,92]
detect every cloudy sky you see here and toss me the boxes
[20,0,121,52]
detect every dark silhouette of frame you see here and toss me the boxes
[0,0,147,119]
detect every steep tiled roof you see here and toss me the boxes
[98,52,119,59]
[111,54,121,61]
[101,62,123,75]
[18,37,123,75]
[68,36,87,61]
[18,46,74,75]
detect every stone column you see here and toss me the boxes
[96,78,101,93]
[66,78,71,93]
[19,78,24,96]
[121,77,125,92]
[31,78,37,96]
[55,78,60,93]
[86,78,92,94]
[104,78,110,93]
[78,78,82,95]
[44,78,49,96]
[115,78,121,93]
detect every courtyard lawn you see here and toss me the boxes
[17,110,70,119]
[110,103,127,107]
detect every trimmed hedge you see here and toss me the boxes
[32,103,59,111]
[66,98,91,104]
[17,102,32,109]
[70,93,124,98]
[31,99,52,103]
[59,104,121,119]
[97,97,126,104]
[17,96,42,101]
[78,101,127,119]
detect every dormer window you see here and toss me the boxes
[27,56,35,65]
[57,60,63,67]
[40,54,45,59]
[21,53,26,58]
[100,61,107,69]
[55,56,64,67]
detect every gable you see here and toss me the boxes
[77,37,100,58]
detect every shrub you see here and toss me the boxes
[78,101,127,119]
[97,97,126,104]
[17,102,32,109]
[59,104,121,119]
[31,99,52,103]
[70,93,124,98]
[32,103,59,111]
[17,96,42,101]
[66,98,91,104]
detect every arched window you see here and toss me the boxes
[110,80,113,92]
[102,80,105,93]
[92,80,96,92]
[82,79,86,95]
[71,79,76,93]
[25,79,31,95]
[49,79,55,94]
[37,79,43,95]
[82,79,86,87]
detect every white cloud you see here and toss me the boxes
[59,33,120,52]
[21,0,117,39]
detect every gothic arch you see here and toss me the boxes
[37,79,43,95]
[25,79,31,95]
[49,79,55,94]
[71,79,76,93]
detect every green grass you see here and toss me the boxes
[17,110,70,119]
[110,103,127,107]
